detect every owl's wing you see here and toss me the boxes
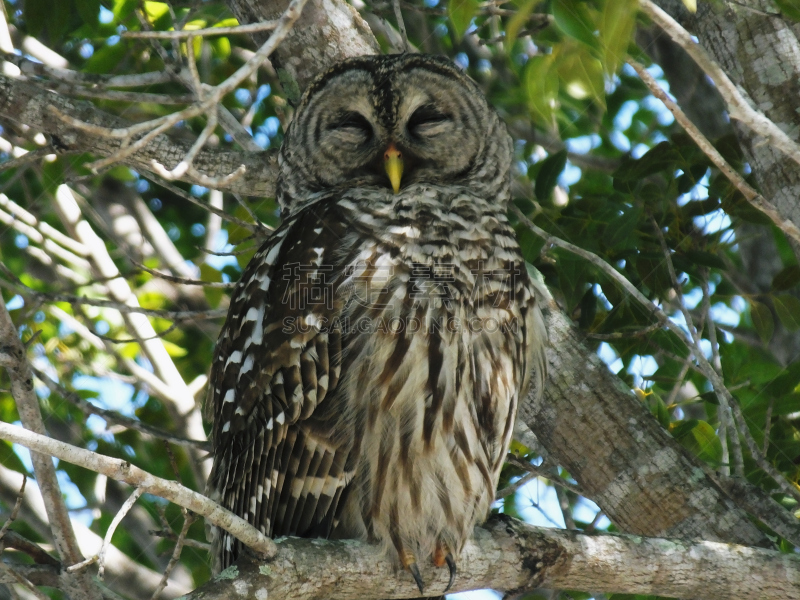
[206,201,354,570]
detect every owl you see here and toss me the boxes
[205,53,547,593]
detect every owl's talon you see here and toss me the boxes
[408,562,425,593]
[444,553,457,592]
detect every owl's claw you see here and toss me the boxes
[444,553,457,592]
[408,561,425,593]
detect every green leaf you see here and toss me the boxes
[557,44,606,108]
[448,0,479,40]
[750,299,774,344]
[505,0,538,49]
[613,142,677,181]
[775,0,800,21]
[25,0,72,43]
[599,0,637,75]
[525,54,559,129]
[771,265,800,291]
[75,0,101,28]
[552,0,598,50]
[161,340,188,358]
[144,1,170,21]
[773,294,800,331]
[681,250,726,270]
[673,420,723,467]
[534,150,568,201]
[200,263,223,309]
[699,390,719,405]
[605,204,642,248]
[650,328,690,358]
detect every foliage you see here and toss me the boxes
[0,0,798,598]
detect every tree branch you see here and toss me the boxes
[184,514,800,600]
[0,294,102,600]
[0,74,278,197]
[0,421,276,559]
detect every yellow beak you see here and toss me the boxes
[384,143,403,193]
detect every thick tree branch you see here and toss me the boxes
[0,465,191,600]
[184,515,800,600]
[0,421,276,559]
[0,74,278,197]
[0,295,102,600]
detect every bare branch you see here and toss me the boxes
[0,293,102,600]
[639,0,800,169]
[0,474,26,541]
[0,421,276,559]
[98,488,144,580]
[123,20,278,39]
[30,364,210,451]
[628,58,800,246]
[150,512,196,600]
[0,562,50,600]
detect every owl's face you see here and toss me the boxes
[277,54,512,212]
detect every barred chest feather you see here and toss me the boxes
[207,183,544,574]
[327,184,537,558]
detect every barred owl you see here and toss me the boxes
[206,53,547,592]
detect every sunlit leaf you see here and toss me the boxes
[525,54,559,129]
[672,420,723,467]
[144,1,170,22]
[557,44,606,108]
[448,0,479,40]
[161,340,188,358]
[552,0,599,50]
[505,0,538,49]
[599,0,637,75]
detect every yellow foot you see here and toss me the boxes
[400,548,425,593]
[433,539,457,592]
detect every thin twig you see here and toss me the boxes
[506,455,584,496]
[0,276,225,320]
[700,268,744,477]
[763,397,774,456]
[585,321,663,340]
[628,59,800,247]
[0,290,97,600]
[30,365,211,451]
[1,531,60,566]
[392,0,410,52]
[0,147,56,172]
[130,258,235,288]
[98,487,144,580]
[150,511,196,600]
[55,0,309,174]
[123,20,278,39]
[0,562,51,600]
[147,173,262,233]
[149,527,211,550]
[2,53,175,87]
[495,472,537,500]
[0,474,26,540]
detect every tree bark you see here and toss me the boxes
[183,515,800,600]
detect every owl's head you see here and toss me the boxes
[276,54,513,213]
